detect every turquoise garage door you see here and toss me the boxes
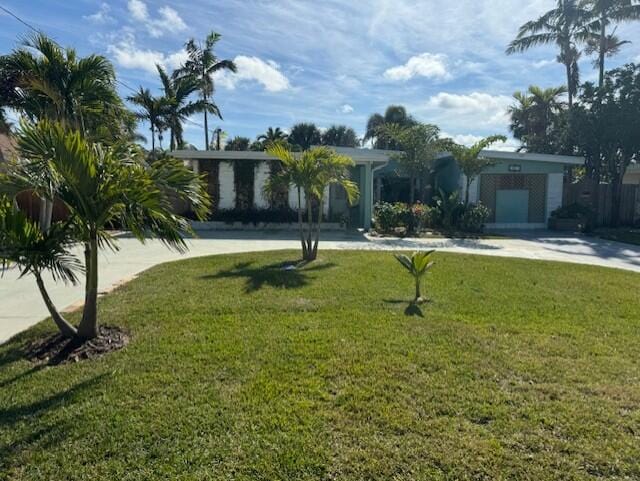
[495,189,529,223]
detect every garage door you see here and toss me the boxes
[495,189,529,223]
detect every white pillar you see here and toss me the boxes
[253,161,270,208]
[546,173,564,221]
[322,186,330,218]
[218,161,235,209]
[191,159,199,174]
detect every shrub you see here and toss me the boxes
[373,202,435,234]
[550,203,592,219]
[433,190,465,229]
[458,203,491,233]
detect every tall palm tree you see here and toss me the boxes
[264,144,358,261]
[177,32,236,149]
[582,0,640,87]
[288,123,322,150]
[1,119,210,340]
[364,105,416,149]
[507,0,592,108]
[257,126,288,144]
[1,32,120,135]
[157,65,203,151]
[321,125,360,147]
[127,87,169,153]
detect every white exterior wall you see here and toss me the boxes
[546,173,563,221]
[218,161,235,209]
[322,186,330,217]
[253,161,271,208]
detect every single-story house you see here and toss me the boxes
[173,147,395,229]
[376,150,585,229]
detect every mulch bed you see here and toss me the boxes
[24,326,129,366]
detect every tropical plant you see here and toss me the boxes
[127,87,170,153]
[1,119,211,340]
[157,65,203,151]
[507,0,593,108]
[288,123,322,151]
[394,250,436,303]
[364,105,417,149]
[434,189,464,229]
[382,122,452,203]
[508,85,569,153]
[225,136,251,151]
[264,144,358,261]
[177,32,236,149]
[451,135,507,204]
[321,125,359,147]
[581,0,640,87]
[257,126,288,144]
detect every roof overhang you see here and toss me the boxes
[479,149,584,166]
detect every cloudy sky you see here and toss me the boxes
[2,0,640,150]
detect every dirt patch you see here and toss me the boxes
[24,326,129,366]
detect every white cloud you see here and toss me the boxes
[84,3,114,23]
[127,0,186,37]
[425,92,513,127]
[384,53,450,81]
[107,34,187,74]
[340,104,354,114]
[532,59,556,69]
[213,56,291,92]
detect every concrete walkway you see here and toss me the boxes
[2,230,640,343]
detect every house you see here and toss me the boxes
[376,150,584,229]
[173,147,395,229]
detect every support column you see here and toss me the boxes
[363,162,373,230]
[218,161,235,209]
[253,161,270,208]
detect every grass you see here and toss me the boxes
[595,228,640,246]
[1,250,640,480]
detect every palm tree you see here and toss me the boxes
[451,135,507,204]
[224,136,251,151]
[1,119,210,340]
[257,127,288,144]
[507,0,592,108]
[264,144,358,261]
[1,32,120,135]
[364,105,416,149]
[177,32,236,149]
[582,0,640,87]
[127,87,170,153]
[157,65,202,151]
[288,123,322,150]
[321,125,360,147]
[394,251,436,304]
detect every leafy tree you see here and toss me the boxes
[127,87,170,153]
[382,123,452,203]
[571,64,640,225]
[507,0,593,108]
[321,125,359,147]
[225,136,251,151]
[0,119,210,340]
[265,144,358,261]
[582,0,640,87]
[157,65,203,151]
[288,122,321,150]
[508,85,569,153]
[177,32,236,149]
[364,105,416,149]
[451,135,507,204]
[394,251,435,304]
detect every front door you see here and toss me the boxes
[495,189,529,223]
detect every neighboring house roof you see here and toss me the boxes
[480,150,584,166]
[172,146,395,165]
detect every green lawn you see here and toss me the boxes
[1,251,640,480]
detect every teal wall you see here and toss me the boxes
[482,159,566,175]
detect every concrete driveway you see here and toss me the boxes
[2,230,640,343]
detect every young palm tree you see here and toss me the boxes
[321,125,360,147]
[451,135,507,204]
[582,0,640,87]
[257,127,288,144]
[127,87,170,153]
[177,32,236,149]
[364,105,416,149]
[288,123,322,151]
[394,251,436,304]
[1,119,210,340]
[507,0,592,108]
[157,65,202,151]
[264,144,358,261]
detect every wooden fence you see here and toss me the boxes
[563,179,639,226]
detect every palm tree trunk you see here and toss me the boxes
[414,277,421,302]
[465,177,472,206]
[297,187,307,259]
[312,196,322,259]
[77,233,99,340]
[598,13,606,88]
[150,124,155,153]
[306,195,315,261]
[565,61,573,109]
[203,91,209,149]
[34,271,78,338]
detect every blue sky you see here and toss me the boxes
[2,0,640,150]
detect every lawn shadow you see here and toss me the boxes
[201,259,336,292]
[383,299,427,317]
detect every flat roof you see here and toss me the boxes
[480,150,584,165]
[172,146,394,164]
